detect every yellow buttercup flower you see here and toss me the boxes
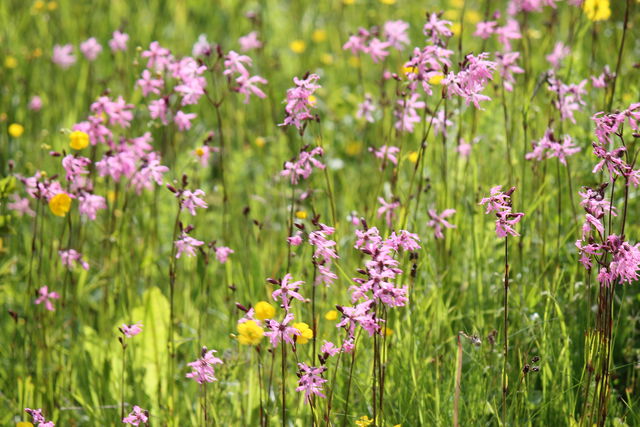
[429,74,444,85]
[17,422,34,427]
[49,193,72,217]
[312,29,327,43]
[342,0,355,4]
[320,53,334,65]
[355,415,373,427]
[255,136,266,147]
[346,141,363,156]
[8,123,24,138]
[5,56,18,69]
[382,327,394,337]
[254,301,275,320]
[295,210,307,219]
[379,0,395,4]
[107,190,117,203]
[69,130,90,150]
[583,0,610,21]
[408,151,419,164]
[325,310,338,320]
[290,40,306,54]
[47,1,58,11]
[451,23,462,36]
[237,320,264,346]
[293,322,313,344]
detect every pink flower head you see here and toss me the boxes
[296,363,328,403]
[29,96,43,112]
[370,145,400,166]
[179,189,208,216]
[474,21,497,39]
[546,42,570,69]
[357,93,377,123]
[186,347,223,384]
[52,44,76,68]
[279,73,321,131]
[384,20,410,51]
[8,194,35,217]
[58,249,89,270]
[239,31,263,51]
[122,405,148,425]
[141,41,172,71]
[192,34,212,57]
[174,111,197,131]
[215,246,234,263]
[121,322,143,338]
[264,312,301,347]
[376,197,400,228]
[35,286,60,311]
[320,340,341,357]
[394,93,425,133]
[427,208,456,239]
[443,53,496,109]
[271,274,305,311]
[80,37,102,61]
[496,51,524,92]
[423,12,453,43]
[78,193,107,220]
[175,233,204,258]
[25,408,54,426]
[224,50,252,77]
[109,30,129,52]
[288,232,303,246]
[366,38,391,63]
[235,73,268,103]
[280,146,325,184]
[137,70,164,96]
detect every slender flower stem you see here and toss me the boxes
[502,236,509,425]
[281,343,287,427]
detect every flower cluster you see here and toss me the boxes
[24,408,55,427]
[185,347,223,384]
[224,50,268,104]
[443,53,497,109]
[479,186,524,238]
[280,146,326,185]
[525,129,581,165]
[279,73,321,131]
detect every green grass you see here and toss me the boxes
[1,0,639,425]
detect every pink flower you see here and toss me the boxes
[137,70,164,96]
[59,249,89,270]
[239,31,263,51]
[224,50,252,77]
[29,96,43,112]
[479,186,524,238]
[122,405,148,425]
[25,408,54,426]
[287,232,303,246]
[376,197,400,228]
[185,347,223,384]
[192,34,212,57]
[80,37,102,61]
[149,98,170,125]
[109,30,129,52]
[474,21,497,39]
[91,96,135,128]
[320,340,341,357]
[8,194,35,217]
[384,20,410,50]
[280,146,325,184]
[141,41,171,71]
[121,322,143,338]
[546,42,570,69]
[52,44,76,68]
[427,209,456,239]
[496,51,524,92]
[271,274,305,311]
[264,313,301,347]
[296,363,328,403]
[35,286,60,311]
[356,93,376,122]
[343,29,369,55]
[495,19,521,51]
[279,74,321,131]
[235,74,268,103]
[370,145,400,166]
[495,211,524,237]
[179,189,208,216]
[174,111,197,131]
[443,53,496,109]
[215,246,234,263]
[175,233,204,258]
[366,38,391,63]
[423,13,453,43]
[394,93,425,133]
[78,193,107,220]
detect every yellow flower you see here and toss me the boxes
[465,10,482,25]
[293,322,313,344]
[307,95,318,107]
[379,0,395,4]
[290,40,306,54]
[345,141,362,156]
[402,65,417,76]
[348,56,360,68]
[451,23,462,36]
[107,190,117,203]
[255,301,275,320]
[5,56,18,69]
[321,53,334,65]
[408,151,419,164]
[195,147,206,157]
[17,422,34,427]
[312,29,327,43]
[49,193,72,217]
[255,136,266,148]
[69,130,90,150]
[355,415,373,427]
[583,0,610,21]
[382,327,393,337]
[237,320,264,345]
[8,123,24,138]
[31,48,43,59]
[429,74,444,85]
[47,1,58,11]
[295,210,307,219]
[325,310,338,320]
[343,0,355,4]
